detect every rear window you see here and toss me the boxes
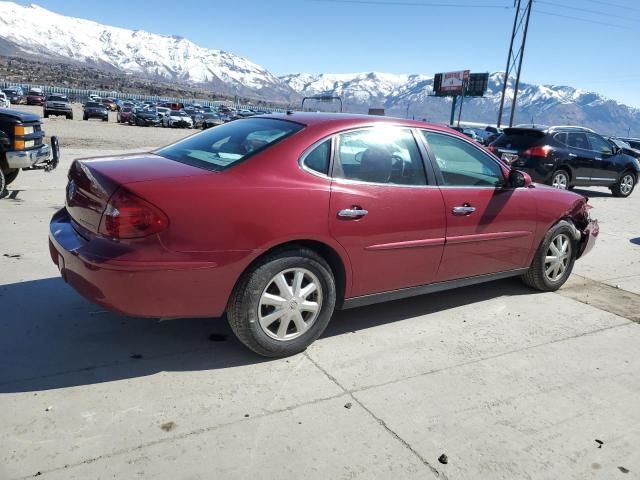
[47,95,68,101]
[156,118,304,171]
[491,128,546,150]
[85,102,100,107]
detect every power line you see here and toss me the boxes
[534,9,636,30]
[535,0,640,23]
[582,0,640,12]
[309,0,512,8]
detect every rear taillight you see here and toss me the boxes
[98,188,168,239]
[522,145,552,157]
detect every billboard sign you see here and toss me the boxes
[440,70,470,94]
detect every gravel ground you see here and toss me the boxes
[13,104,194,150]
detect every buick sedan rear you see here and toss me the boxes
[49,114,598,357]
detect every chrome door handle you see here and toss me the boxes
[568,153,577,158]
[452,205,476,216]
[338,208,368,218]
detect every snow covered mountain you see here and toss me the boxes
[0,1,296,101]
[281,72,640,136]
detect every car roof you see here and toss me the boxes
[260,112,455,134]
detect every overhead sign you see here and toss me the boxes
[432,71,488,98]
[440,70,470,94]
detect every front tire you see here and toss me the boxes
[611,171,635,198]
[227,248,336,357]
[4,168,19,185]
[521,220,576,292]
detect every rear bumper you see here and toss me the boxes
[48,208,240,318]
[577,219,599,259]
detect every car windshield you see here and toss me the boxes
[174,111,188,117]
[122,107,132,112]
[85,102,101,107]
[156,118,303,171]
[48,95,68,101]
[28,91,42,96]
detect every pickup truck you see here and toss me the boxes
[44,94,73,119]
[0,108,59,195]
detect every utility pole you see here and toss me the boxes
[497,0,533,128]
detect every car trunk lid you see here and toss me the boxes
[66,153,210,234]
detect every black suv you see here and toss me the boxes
[615,137,640,151]
[489,126,640,197]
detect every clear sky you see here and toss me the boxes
[14,0,640,107]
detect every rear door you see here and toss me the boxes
[327,126,447,297]
[420,130,537,282]
[565,132,594,183]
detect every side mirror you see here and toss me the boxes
[509,169,532,188]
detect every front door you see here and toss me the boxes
[585,133,619,185]
[420,130,537,282]
[328,126,447,297]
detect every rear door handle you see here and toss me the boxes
[452,205,476,216]
[568,153,577,158]
[338,208,368,218]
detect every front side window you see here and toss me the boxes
[156,118,303,171]
[333,127,426,185]
[422,131,504,187]
[586,133,613,155]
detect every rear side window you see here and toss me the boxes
[302,140,331,175]
[567,132,589,150]
[156,118,303,171]
[554,133,567,145]
[491,129,545,149]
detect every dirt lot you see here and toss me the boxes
[1,113,639,479]
[19,104,193,149]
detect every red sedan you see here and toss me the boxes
[26,91,46,106]
[49,113,598,357]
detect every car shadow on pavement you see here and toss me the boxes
[324,278,535,338]
[571,188,612,198]
[0,276,538,393]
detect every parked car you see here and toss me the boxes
[489,125,639,197]
[2,88,23,105]
[49,114,598,357]
[129,107,160,127]
[44,94,73,119]
[615,137,640,151]
[89,94,101,102]
[201,112,225,129]
[0,92,10,109]
[26,90,46,106]
[155,107,171,121]
[607,137,640,159]
[82,101,109,121]
[1,108,59,195]
[184,107,205,128]
[117,106,133,124]
[101,98,117,111]
[160,102,184,111]
[161,110,193,128]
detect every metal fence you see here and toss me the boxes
[0,80,289,112]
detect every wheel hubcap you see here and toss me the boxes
[552,172,568,189]
[258,268,322,341]
[621,174,634,195]
[544,233,571,282]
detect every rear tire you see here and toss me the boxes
[227,248,337,357]
[550,169,570,190]
[67,113,73,120]
[611,171,635,198]
[83,115,88,121]
[521,220,577,292]
[44,111,49,118]
[0,168,6,198]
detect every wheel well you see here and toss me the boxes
[238,240,347,308]
[554,166,571,180]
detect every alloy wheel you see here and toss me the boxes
[258,268,323,341]
[552,171,568,189]
[620,174,634,196]
[544,233,572,282]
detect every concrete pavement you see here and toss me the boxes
[1,146,639,479]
